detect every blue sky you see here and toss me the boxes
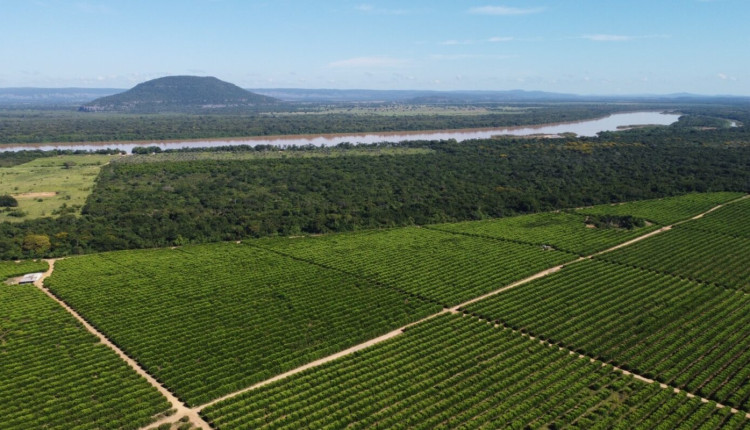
[1,0,747,94]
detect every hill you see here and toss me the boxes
[79,76,278,113]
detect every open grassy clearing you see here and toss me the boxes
[428,211,660,255]
[202,314,748,429]
[0,154,115,222]
[46,242,440,406]
[577,191,744,224]
[112,147,432,164]
[0,259,47,280]
[0,284,171,429]
[259,227,576,306]
[465,259,750,410]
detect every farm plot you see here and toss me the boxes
[679,196,750,238]
[465,259,750,410]
[0,259,47,280]
[429,211,659,255]
[577,191,743,224]
[0,284,170,430]
[201,314,748,430]
[259,227,576,306]
[46,243,440,406]
[599,227,750,292]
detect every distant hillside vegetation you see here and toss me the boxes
[79,76,278,113]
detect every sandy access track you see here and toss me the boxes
[33,259,211,430]
[11,191,57,198]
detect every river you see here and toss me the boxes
[0,111,680,153]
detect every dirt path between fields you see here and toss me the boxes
[190,196,750,419]
[32,259,211,430]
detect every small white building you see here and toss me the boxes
[18,273,43,284]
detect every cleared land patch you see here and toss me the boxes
[465,259,750,410]
[258,227,576,306]
[0,284,170,429]
[429,211,659,255]
[0,154,115,222]
[201,314,748,429]
[46,243,440,406]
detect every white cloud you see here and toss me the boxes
[430,54,513,61]
[581,34,633,42]
[580,34,670,42]
[328,56,409,68]
[718,73,737,81]
[441,39,472,46]
[468,6,545,16]
[488,36,514,42]
[355,3,409,15]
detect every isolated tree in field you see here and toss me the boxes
[0,194,18,207]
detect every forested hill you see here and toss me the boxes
[79,76,278,113]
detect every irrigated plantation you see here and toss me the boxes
[0,259,47,280]
[46,243,441,405]
[428,211,659,255]
[0,284,171,429]
[259,227,575,306]
[201,314,749,429]
[465,259,750,410]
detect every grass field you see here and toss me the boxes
[0,154,115,222]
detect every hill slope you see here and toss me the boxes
[80,76,277,113]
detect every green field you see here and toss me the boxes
[46,243,440,405]
[0,284,170,429]
[259,227,576,305]
[0,259,47,280]
[429,211,659,255]
[465,259,750,410]
[0,154,115,222]
[577,192,744,224]
[599,226,750,292]
[679,196,750,238]
[202,314,748,429]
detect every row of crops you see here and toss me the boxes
[47,243,441,406]
[257,227,576,306]
[600,227,750,292]
[576,191,744,224]
[681,196,750,238]
[0,284,170,429]
[201,314,749,429]
[427,211,659,255]
[465,258,750,410]
[0,259,47,280]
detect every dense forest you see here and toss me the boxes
[0,104,634,144]
[0,113,748,259]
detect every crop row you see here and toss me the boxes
[0,284,170,429]
[577,191,743,224]
[599,226,750,292]
[0,259,48,280]
[466,259,750,410]
[680,196,750,238]
[46,243,440,405]
[428,211,658,255]
[201,314,748,429]
[259,227,575,306]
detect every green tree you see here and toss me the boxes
[22,234,51,255]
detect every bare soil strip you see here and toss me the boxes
[12,191,57,198]
[32,260,211,430]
